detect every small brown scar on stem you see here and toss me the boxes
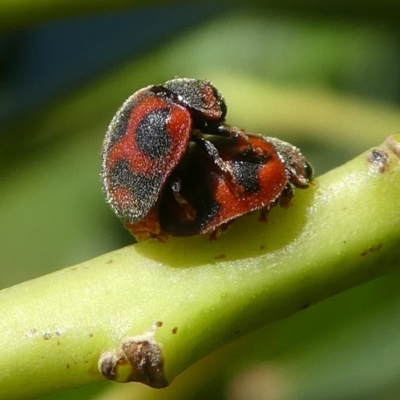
[106,259,114,264]
[171,327,178,334]
[366,149,389,173]
[98,322,168,388]
[361,244,382,256]
[214,254,226,260]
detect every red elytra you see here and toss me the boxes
[101,79,226,226]
[101,78,313,241]
[102,88,190,223]
[127,132,311,240]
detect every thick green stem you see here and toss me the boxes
[1,135,400,399]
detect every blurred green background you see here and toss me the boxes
[1,1,400,399]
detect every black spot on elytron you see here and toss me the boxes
[230,151,270,194]
[197,193,220,232]
[135,108,172,160]
[105,96,139,151]
[109,159,162,221]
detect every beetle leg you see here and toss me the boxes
[216,124,249,141]
[209,220,235,241]
[205,121,245,138]
[124,207,167,242]
[169,175,197,221]
[259,206,270,223]
[279,184,294,208]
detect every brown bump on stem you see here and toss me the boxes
[366,148,389,173]
[171,327,178,334]
[122,338,167,387]
[98,322,168,388]
[98,351,121,381]
[385,134,400,159]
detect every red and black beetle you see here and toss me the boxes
[158,131,312,239]
[101,78,313,241]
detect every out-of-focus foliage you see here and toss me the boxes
[1,2,400,399]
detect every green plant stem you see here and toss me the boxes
[1,135,400,399]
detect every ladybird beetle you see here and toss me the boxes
[101,78,313,241]
[158,132,312,239]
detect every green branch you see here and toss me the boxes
[1,135,400,399]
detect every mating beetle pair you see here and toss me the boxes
[101,78,313,241]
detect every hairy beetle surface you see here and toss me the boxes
[101,78,313,241]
